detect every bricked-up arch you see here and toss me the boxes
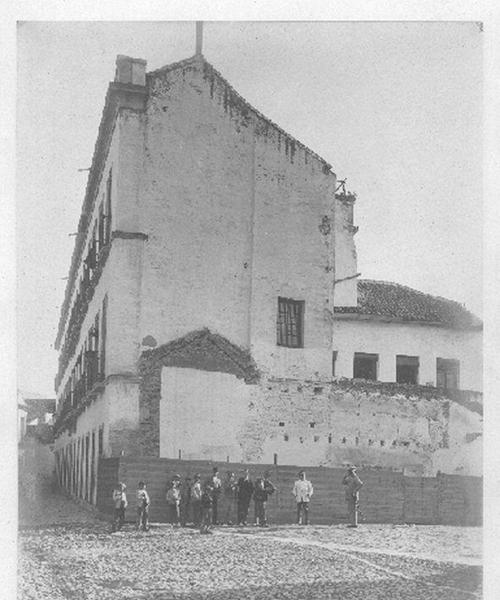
[138,329,260,455]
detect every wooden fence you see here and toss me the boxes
[95,457,482,526]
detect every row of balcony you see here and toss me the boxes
[55,350,104,434]
[56,241,111,390]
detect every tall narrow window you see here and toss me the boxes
[85,226,97,276]
[100,295,107,378]
[105,170,112,244]
[436,358,460,390]
[90,431,96,504]
[353,352,378,380]
[98,203,106,251]
[85,434,90,502]
[98,425,104,457]
[86,316,100,389]
[277,297,304,348]
[396,355,419,384]
[332,351,338,377]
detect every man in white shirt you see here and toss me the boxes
[292,470,313,525]
[210,466,222,525]
[136,481,150,531]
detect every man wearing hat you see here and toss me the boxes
[342,466,363,527]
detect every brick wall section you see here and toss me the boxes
[96,457,120,514]
[95,457,481,526]
[138,330,260,456]
[135,355,482,475]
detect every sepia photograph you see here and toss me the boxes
[13,15,490,600]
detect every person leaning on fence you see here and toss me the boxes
[237,469,254,526]
[166,477,181,526]
[342,465,363,528]
[136,481,150,531]
[111,482,127,532]
[293,470,313,525]
[190,473,202,527]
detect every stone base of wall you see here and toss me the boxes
[95,457,482,526]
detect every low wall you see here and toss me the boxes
[95,457,481,526]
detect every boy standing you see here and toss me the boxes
[111,482,127,532]
[166,478,181,526]
[136,481,150,531]
[292,470,313,525]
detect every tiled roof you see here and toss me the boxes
[335,279,482,330]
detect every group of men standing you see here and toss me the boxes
[163,467,277,532]
[111,465,364,532]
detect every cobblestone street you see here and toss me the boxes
[18,481,482,600]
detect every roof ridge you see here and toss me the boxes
[359,278,467,308]
[146,54,200,76]
[353,279,482,329]
[147,54,334,172]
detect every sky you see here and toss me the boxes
[16,21,483,398]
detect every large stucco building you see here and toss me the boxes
[53,53,482,504]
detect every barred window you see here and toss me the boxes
[277,297,304,348]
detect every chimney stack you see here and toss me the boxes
[195,22,203,56]
[115,55,147,86]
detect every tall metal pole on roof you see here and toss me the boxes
[196,21,203,56]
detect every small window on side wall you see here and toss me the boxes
[277,297,304,348]
[332,351,338,377]
[396,355,419,384]
[436,358,460,390]
[353,352,378,380]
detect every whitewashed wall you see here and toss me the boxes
[333,319,482,392]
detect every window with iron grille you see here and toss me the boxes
[277,297,304,348]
